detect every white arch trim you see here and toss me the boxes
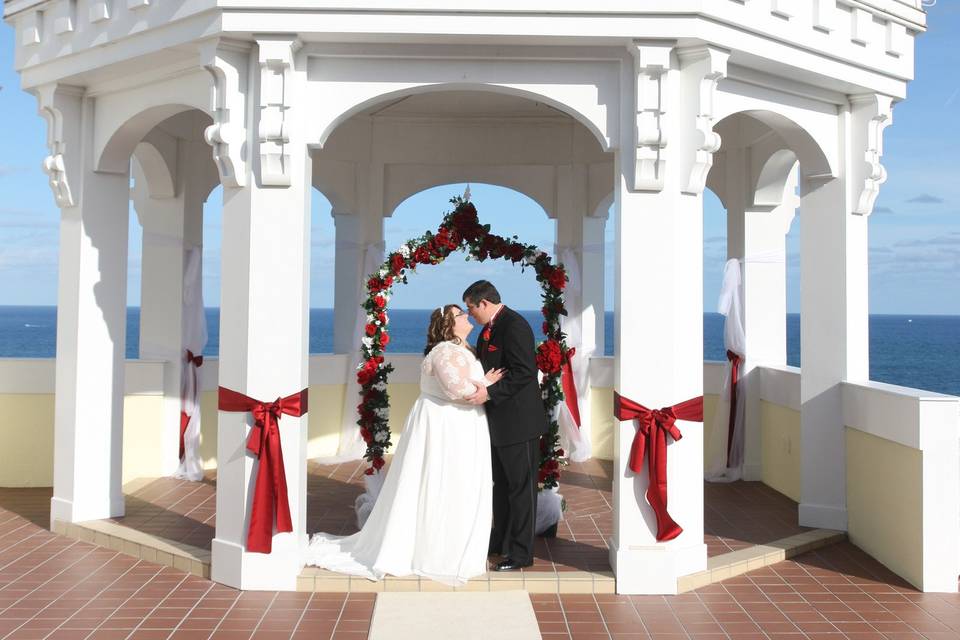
[715,81,836,179]
[94,70,211,174]
[305,56,619,153]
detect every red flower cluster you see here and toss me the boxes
[390,253,406,275]
[367,275,393,293]
[356,355,384,385]
[548,266,567,291]
[535,339,562,374]
[450,204,483,242]
[365,323,377,336]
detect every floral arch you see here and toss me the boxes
[354,196,578,490]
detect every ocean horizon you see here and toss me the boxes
[0,305,957,397]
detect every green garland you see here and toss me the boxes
[355,197,576,490]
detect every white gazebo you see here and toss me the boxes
[5,0,958,594]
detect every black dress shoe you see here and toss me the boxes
[538,523,558,539]
[493,557,534,572]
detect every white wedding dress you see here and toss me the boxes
[306,341,493,586]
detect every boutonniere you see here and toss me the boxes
[487,344,498,352]
[482,326,491,342]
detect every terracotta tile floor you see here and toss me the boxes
[93,458,806,571]
[3,465,960,639]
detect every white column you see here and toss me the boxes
[798,97,877,531]
[133,138,207,476]
[610,43,722,593]
[724,147,796,480]
[210,37,312,590]
[42,84,131,524]
[554,164,604,460]
[332,202,385,355]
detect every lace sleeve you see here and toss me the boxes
[430,343,480,401]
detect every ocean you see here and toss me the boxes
[0,307,957,397]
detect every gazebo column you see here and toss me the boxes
[132,138,206,476]
[798,96,887,531]
[41,84,131,524]
[210,37,312,590]
[554,163,604,459]
[724,148,796,480]
[332,178,385,355]
[611,43,725,593]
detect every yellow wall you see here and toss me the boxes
[0,393,166,487]
[846,426,923,588]
[1,394,55,487]
[760,400,801,502]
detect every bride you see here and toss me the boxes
[306,304,504,585]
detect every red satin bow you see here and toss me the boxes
[613,392,703,542]
[179,350,205,461]
[561,348,581,428]
[725,350,742,467]
[218,386,308,554]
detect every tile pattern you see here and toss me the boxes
[91,458,807,569]
[5,483,960,639]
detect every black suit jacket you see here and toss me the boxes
[477,306,549,447]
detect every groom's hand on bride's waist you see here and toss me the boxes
[465,385,489,405]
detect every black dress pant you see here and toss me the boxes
[489,437,540,564]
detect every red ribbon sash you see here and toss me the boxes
[179,350,204,461]
[613,392,703,542]
[218,386,308,554]
[725,350,742,467]
[561,351,581,428]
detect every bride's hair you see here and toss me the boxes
[424,304,471,355]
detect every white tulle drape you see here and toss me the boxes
[322,241,386,464]
[705,258,746,483]
[557,246,592,463]
[175,245,207,481]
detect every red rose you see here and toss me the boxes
[373,296,386,309]
[508,244,525,262]
[380,333,390,347]
[365,323,377,336]
[383,275,394,288]
[377,312,387,325]
[414,246,431,264]
[372,457,385,470]
[390,253,405,274]
[548,267,566,290]
[556,448,565,458]
[367,276,383,293]
[357,367,374,386]
[360,427,372,443]
[542,322,550,335]
[545,458,559,472]
[537,468,549,483]
[535,339,562,374]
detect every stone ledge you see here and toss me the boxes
[52,518,211,579]
[677,528,846,593]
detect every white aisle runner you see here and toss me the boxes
[369,592,541,640]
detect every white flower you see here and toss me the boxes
[372,380,387,391]
[399,244,411,258]
[374,430,389,443]
[524,253,538,266]
[362,336,373,350]
[374,407,390,419]
[379,267,388,278]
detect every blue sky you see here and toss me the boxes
[1,5,957,314]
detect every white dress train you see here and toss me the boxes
[306,341,493,586]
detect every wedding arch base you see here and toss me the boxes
[9,0,959,595]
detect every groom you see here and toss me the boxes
[463,280,548,571]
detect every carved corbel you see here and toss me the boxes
[201,39,251,188]
[627,41,673,192]
[678,45,728,195]
[35,83,84,209]
[256,37,298,187]
[851,94,893,216]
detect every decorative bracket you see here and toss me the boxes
[35,83,84,209]
[627,41,673,192]
[851,94,893,216]
[201,39,251,188]
[678,46,728,195]
[256,37,298,187]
